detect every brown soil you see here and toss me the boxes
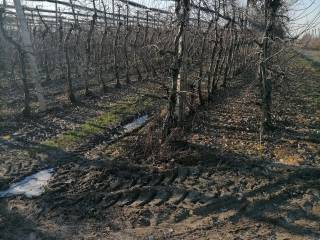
[0,53,319,240]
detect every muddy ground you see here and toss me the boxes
[0,51,319,240]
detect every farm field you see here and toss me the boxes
[0,0,319,239]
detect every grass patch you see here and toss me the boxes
[295,51,320,74]
[307,92,320,105]
[302,85,320,104]
[0,135,12,140]
[43,96,154,149]
[293,51,320,104]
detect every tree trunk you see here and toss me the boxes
[99,27,108,92]
[64,26,76,103]
[162,0,190,139]
[207,20,220,102]
[198,19,213,105]
[124,27,131,84]
[133,26,142,81]
[113,21,122,88]
[19,51,31,117]
[85,10,97,95]
[98,2,108,92]
[222,22,235,88]
[259,0,281,131]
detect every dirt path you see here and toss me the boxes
[0,54,319,239]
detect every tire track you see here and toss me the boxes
[43,162,320,235]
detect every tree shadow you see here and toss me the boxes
[184,142,320,238]
[0,201,62,240]
[2,92,320,239]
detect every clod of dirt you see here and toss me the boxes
[133,209,153,227]
[137,216,151,227]
[174,208,190,223]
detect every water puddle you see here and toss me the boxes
[122,114,149,134]
[0,168,54,198]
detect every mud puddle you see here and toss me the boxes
[0,168,54,198]
[122,114,149,133]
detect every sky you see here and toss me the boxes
[136,0,320,36]
[3,0,320,36]
[287,0,320,36]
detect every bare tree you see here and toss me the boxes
[113,5,122,88]
[84,0,97,96]
[258,0,283,130]
[64,24,76,103]
[162,0,190,138]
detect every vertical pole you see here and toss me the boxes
[112,0,115,26]
[13,0,46,110]
[144,10,149,44]
[55,0,58,28]
[31,10,34,27]
[157,12,160,29]
[197,0,201,28]
[137,10,139,24]
[117,4,121,24]
[146,11,149,28]
[126,1,129,29]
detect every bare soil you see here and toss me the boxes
[0,53,319,240]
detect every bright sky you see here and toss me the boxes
[287,0,320,36]
[3,0,320,36]
[126,0,320,36]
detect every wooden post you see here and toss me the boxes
[146,10,149,27]
[137,10,139,24]
[117,4,121,24]
[113,4,122,88]
[84,0,97,95]
[126,1,129,29]
[13,0,47,110]
[55,0,58,28]
[197,0,201,28]
[144,10,149,44]
[112,0,115,26]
